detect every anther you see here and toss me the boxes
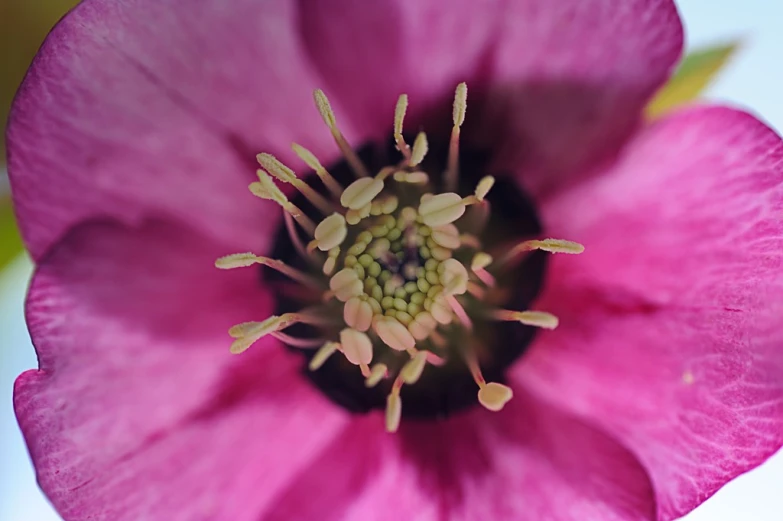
[257,153,332,213]
[250,171,315,235]
[474,176,495,202]
[341,177,385,210]
[365,363,389,388]
[445,82,467,191]
[339,328,374,366]
[309,342,339,371]
[291,143,344,198]
[409,132,429,167]
[313,89,369,178]
[374,315,416,352]
[314,213,348,251]
[329,268,364,301]
[400,350,429,384]
[386,380,403,433]
[344,296,374,332]
[492,310,559,329]
[228,314,299,354]
[394,94,411,159]
[499,238,585,267]
[477,382,514,412]
[418,192,467,227]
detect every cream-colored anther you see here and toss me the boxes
[418,192,466,227]
[249,172,315,234]
[453,82,468,127]
[471,252,493,271]
[314,213,347,251]
[309,342,339,371]
[409,132,429,167]
[374,316,416,351]
[495,310,559,330]
[445,82,468,191]
[393,171,429,184]
[394,94,410,158]
[228,314,296,354]
[329,268,363,301]
[408,311,436,340]
[438,258,469,295]
[400,351,428,384]
[344,296,374,332]
[386,390,402,433]
[257,153,331,213]
[365,363,388,388]
[339,328,373,366]
[475,176,495,202]
[291,143,343,198]
[313,89,369,178]
[514,238,585,255]
[228,321,264,338]
[340,177,384,210]
[430,224,460,250]
[215,252,261,269]
[478,382,513,412]
[430,294,453,325]
[323,255,337,276]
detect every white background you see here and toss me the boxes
[1,0,782,519]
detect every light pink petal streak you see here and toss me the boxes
[258,390,655,521]
[7,0,338,260]
[300,0,683,195]
[522,106,783,520]
[14,220,348,521]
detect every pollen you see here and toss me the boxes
[217,84,584,432]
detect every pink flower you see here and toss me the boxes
[8,0,783,520]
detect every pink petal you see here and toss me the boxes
[7,0,336,260]
[520,106,783,520]
[14,220,348,520]
[259,389,655,521]
[300,0,683,195]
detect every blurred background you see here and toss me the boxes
[1,0,782,519]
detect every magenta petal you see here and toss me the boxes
[521,106,783,520]
[14,220,349,520]
[260,390,655,521]
[300,0,682,195]
[7,0,335,260]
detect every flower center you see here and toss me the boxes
[216,84,583,432]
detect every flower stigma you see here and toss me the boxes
[216,84,584,432]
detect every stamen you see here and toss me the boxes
[215,253,322,288]
[474,175,495,202]
[445,82,467,191]
[313,213,348,251]
[430,224,460,250]
[313,89,369,178]
[477,382,514,412]
[439,258,469,296]
[339,328,374,366]
[499,238,585,267]
[365,363,388,388]
[409,132,429,167]
[291,143,344,198]
[340,177,385,210]
[418,192,467,227]
[257,153,332,213]
[322,247,340,276]
[344,296,374,332]
[250,171,315,235]
[374,315,416,351]
[385,376,404,433]
[400,350,428,384]
[228,313,299,354]
[309,341,339,370]
[329,268,364,301]
[492,309,559,330]
[394,94,411,160]
[471,252,495,287]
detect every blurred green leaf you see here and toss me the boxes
[646,41,741,118]
[0,196,24,271]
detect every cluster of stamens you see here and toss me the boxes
[216,83,584,432]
